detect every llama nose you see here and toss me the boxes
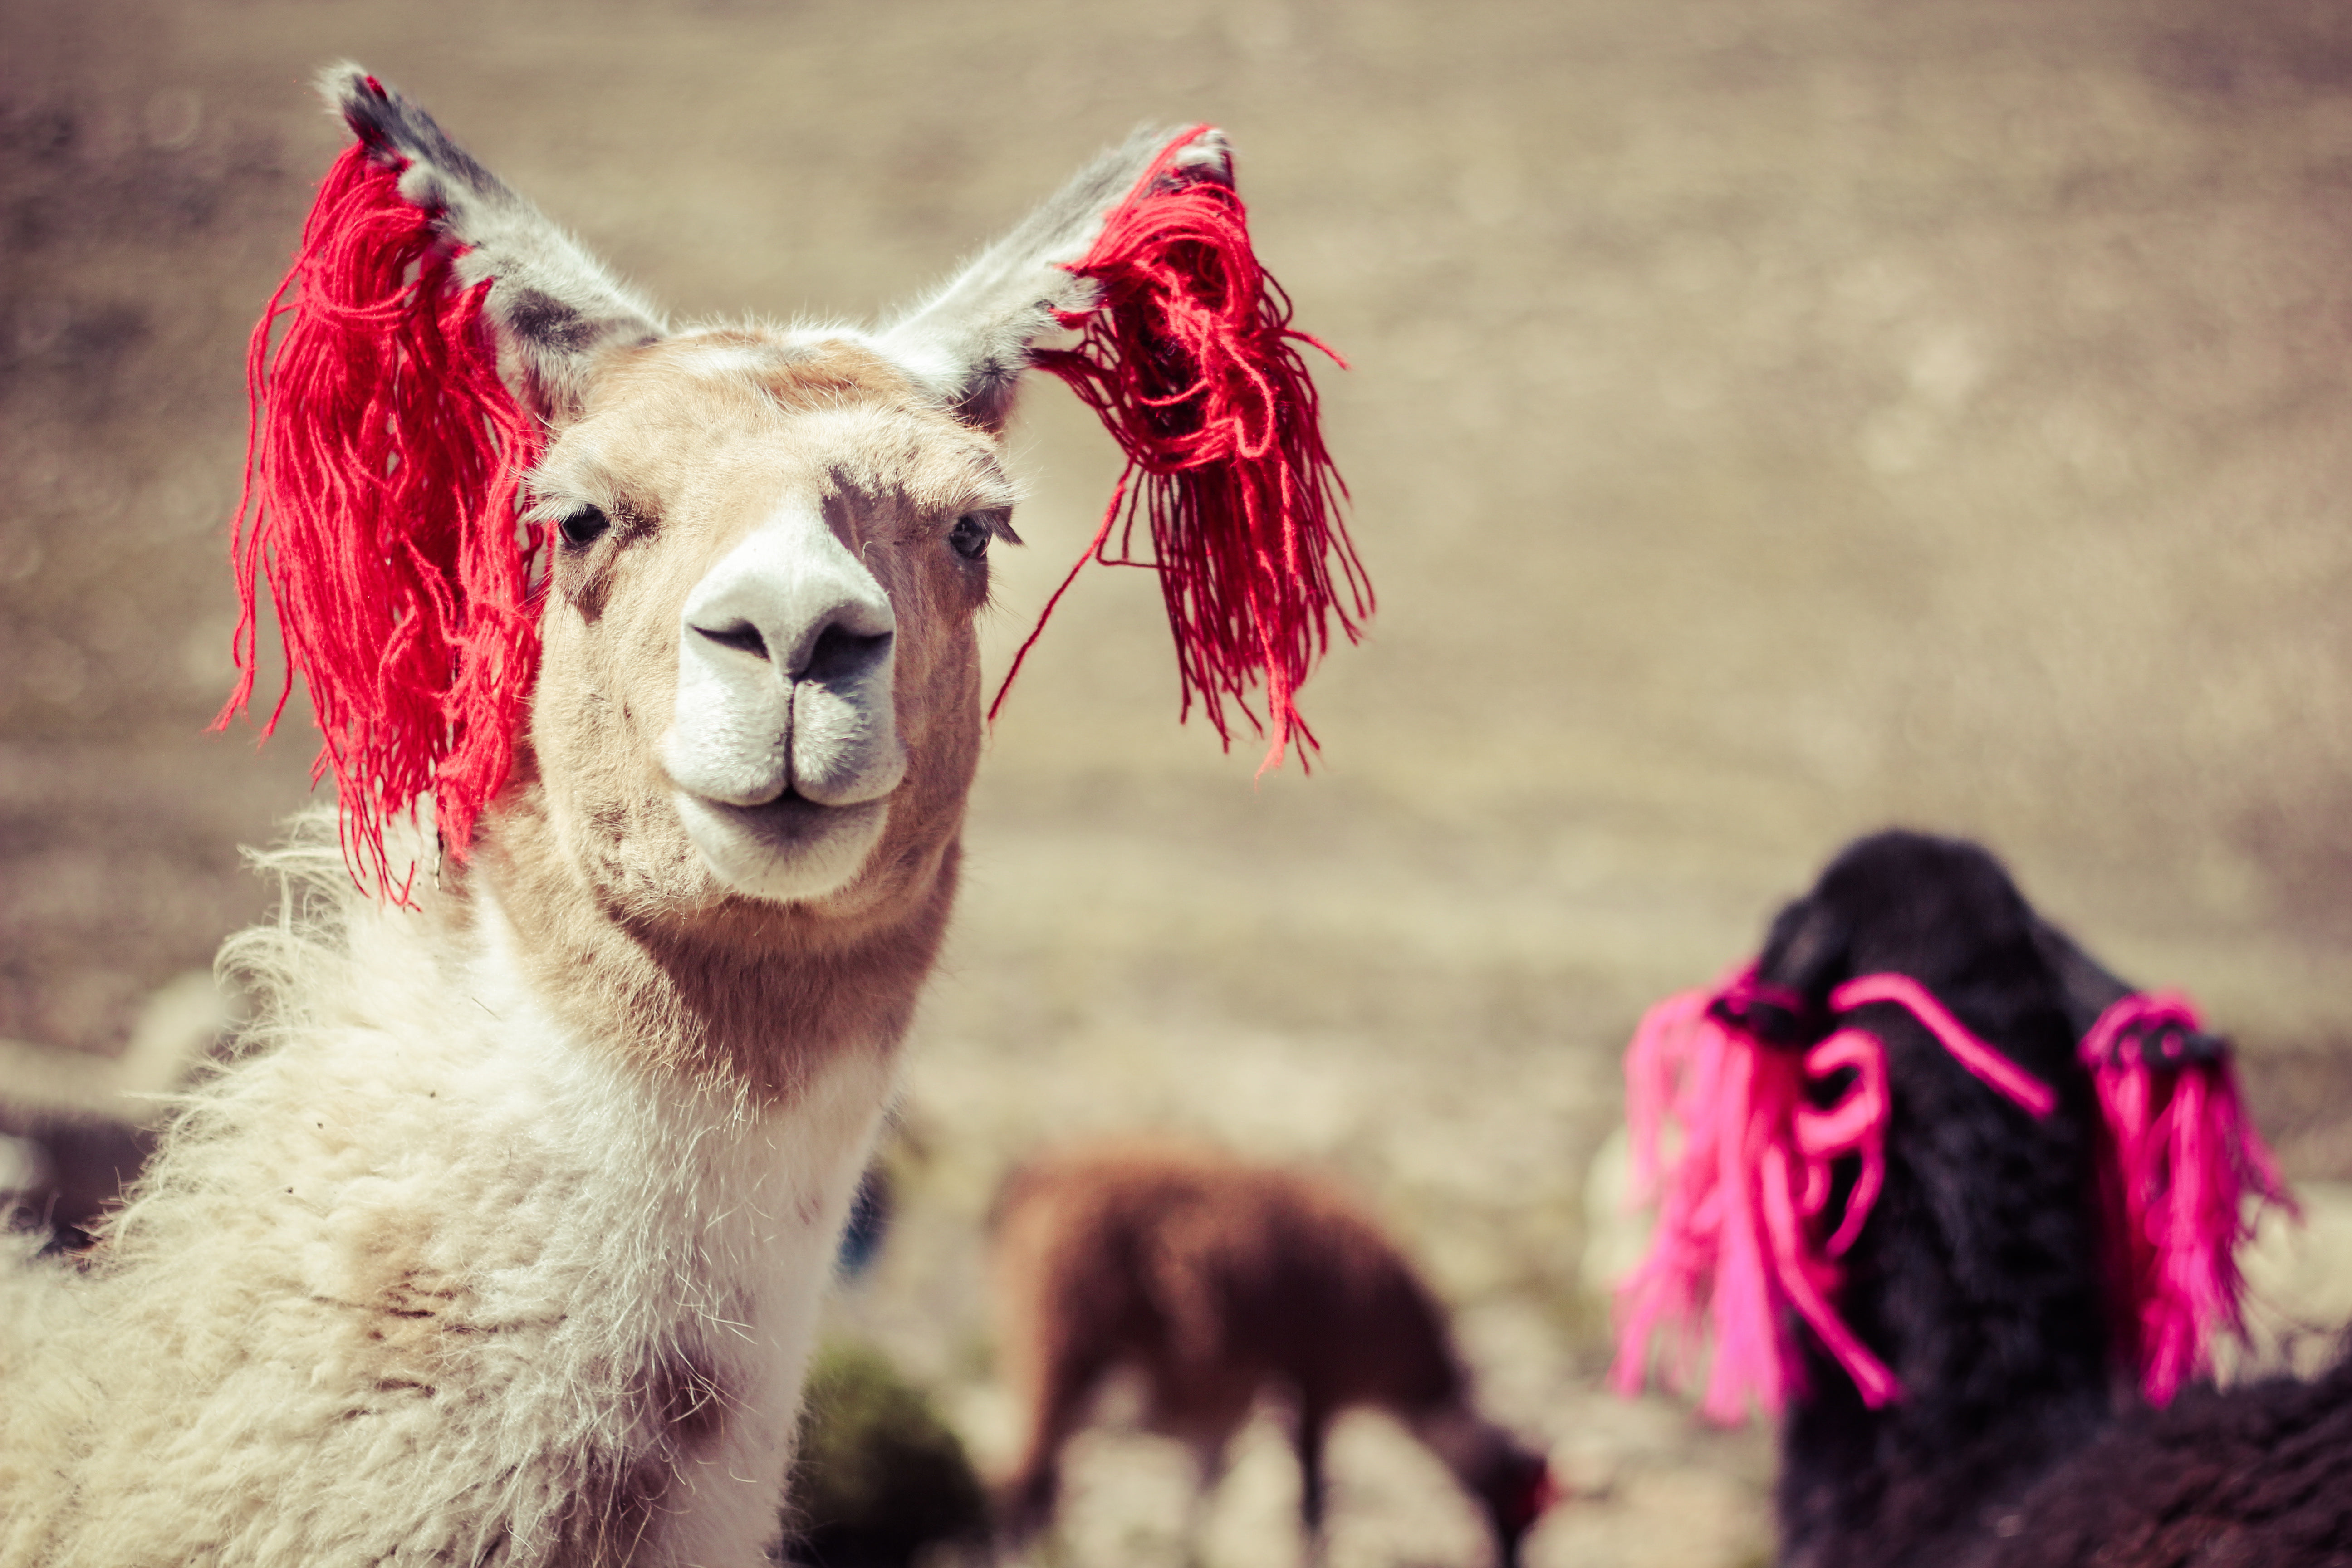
[689,607,896,685]
[683,534,895,685]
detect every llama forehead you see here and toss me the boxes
[544,333,1009,523]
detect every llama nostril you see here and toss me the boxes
[695,621,769,661]
[798,623,892,684]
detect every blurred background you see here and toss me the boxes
[5,0,2351,1563]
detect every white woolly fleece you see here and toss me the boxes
[0,834,896,1567]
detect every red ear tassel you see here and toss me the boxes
[2080,993,2296,1406]
[216,141,543,901]
[994,127,1372,773]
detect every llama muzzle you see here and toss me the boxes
[662,499,907,900]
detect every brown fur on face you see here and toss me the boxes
[472,333,1012,1103]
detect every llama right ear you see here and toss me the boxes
[877,126,1231,428]
[2028,915,2136,1040]
[322,66,665,421]
[222,67,668,896]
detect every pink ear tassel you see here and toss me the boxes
[1612,965,2055,1422]
[1612,966,1907,1422]
[2080,992,2296,1406]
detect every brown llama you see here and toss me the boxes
[991,1141,1557,1567]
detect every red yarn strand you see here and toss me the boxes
[216,143,544,901]
[990,127,1372,773]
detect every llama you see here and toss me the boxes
[990,1140,1556,1568]
[1613,829,2343,1568]
[0,69,1362,1567]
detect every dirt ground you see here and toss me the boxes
[6,1,2352,1563]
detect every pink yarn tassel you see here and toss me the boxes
[1613,965,2057,1423]
[2081,992,2296,1406]
[1832,973,2058,1117]
[1611,967,1904,1422]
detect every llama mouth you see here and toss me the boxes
[710,786,882,843]
[673,785,892,901]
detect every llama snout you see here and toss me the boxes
[663,500,906,812]
[661,500,907,900]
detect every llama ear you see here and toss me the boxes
[322,65,665,421]
[877,125,1231,429]
[219,66,666,898]
[2029,916,2135,1040]
[881,127,1371,775]
[1758,895,1852,1005]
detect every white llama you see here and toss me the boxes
[0,68,1345,1566]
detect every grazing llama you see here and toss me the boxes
[0,68,1363,1567]
[1614,830,2344,1568]
[992,1141,1556,1568]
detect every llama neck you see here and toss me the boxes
[477,779,960,1108]
[47,812,938,1567]
[1777,1014,2115,1568]
[446,792,956,1559]
[429,891,911,1564]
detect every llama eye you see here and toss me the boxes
[949,514,991,561]
[559,505,611,547]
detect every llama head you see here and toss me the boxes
[236,69,1335,922]
[1620,830,2289,1430]
[1752,831,2072,1044]
[1754,832,2108,1400]
[1412,1408,1557,1568]
[522,331,1007,916]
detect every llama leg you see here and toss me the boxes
[1294,1399,1332,1566]
[1180,1432,1233,1568]
[1000,1354,1106,1549]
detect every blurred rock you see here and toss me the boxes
[790,1340,991,1568]
[2227,1179,2352,1380]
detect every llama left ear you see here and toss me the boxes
[1757,893,1852,1007]
[879,126,1230,428]
[880,127,1371,774]
[323,65,666,420]
[2029,915,2136,1039]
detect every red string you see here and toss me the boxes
[2080,992,2296,1406]
[216,142,544,901]
[990,127,1372,774]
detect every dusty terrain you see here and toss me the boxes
[5,1,2352,1563]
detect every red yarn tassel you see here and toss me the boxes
[2080,993,2296,1406]
[992,127,1372,773]
[216,141,543,901]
